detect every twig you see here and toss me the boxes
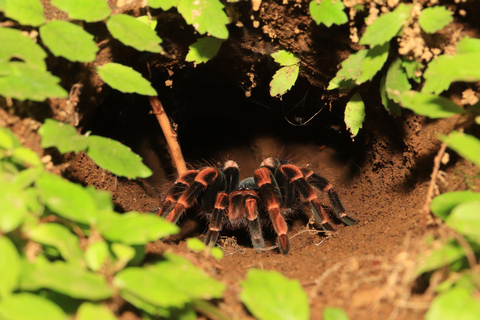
[148,96,187,175]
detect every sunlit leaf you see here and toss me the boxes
[271,50,300,66]
[309,0,348,27]
[111,243,136,269]
[136,15,158,30]
[441,131,480,167]
[456,37,480,54]
[3,0,45,26]
[107,14,163,53]
[425,287,480,320]
[401,57,422,83]
[39,119,89,153]
[210,247,224,260]
[85,240,109,272]
[76,302,117,320]
[0,293,66,320]
[397,91,465,118]
[418,6,452,34]
[416,240,466,275]
[323,307,349,320]
[240,269,309,320]
[359,3,412,47]
[97,62,157,96]
[380,75,401,116]
[0,182,29,233]
[40,20,98,62]
[423,53,480,89]
[421,58,451,94]
[270,65,299,97]
[177,0,229,39]
[386,57,411,102]
[87,135,153,179]
[0,236,20,298]
[446,201,480,244]
[186,238,206,252]
[0,28,47,71]
[344,93,365,137]
[51,0,110,22]
[148,0,179,10]
[328,49,367,90]
[185,37,223,64]
[431,191,480,220]
[356,42,390,84]
[11,147,42,167]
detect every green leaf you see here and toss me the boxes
[36,172,98,224]
[0,27,47,71]
[186,238,206,252]
[323,307,349,320]
[240,269,309,320]
[106,14,163,53]
[385,57,411,102]
[456,37,480,54]
[418,6,453,34]
[87,135,153,179]
[3,0,45,26]
[0,293,67,320]
[76,302,117,320]
[85,240,109,272]
[423,53,480,87]
[441,131,480,167]
[0,182,29,233]
[0,62,68,101]
[431,191,480,220]
[416,240,466,275]
[380,75,401,116]
[97,62,157,96]
[148,0,179,10]
[177,0,229,39]
[359,3,412,47]
[271,50,300,66]
[20,260,113,300]
[270,65,300,97]
[397,91,465,118]
[114,253,225,309]
[356,42,390,84]
[40,20,98,62]
[11,147,42,167]
[97,212,179,244]
[344,93,365,137]
[26,223,84,264]
[401,57,422,83]
[111,242,136,269]
[445,201,480,243]
[39,119,89,153]
[210,247,224,260]
[421,58,451,94]
[0,236,21,298]
[328,49,368,91]
[136,15,158,30]
[185,37,223,64]
[0,126,21,150]
[425,287,480,320]
[51,0,111,22]
[309,0,348,27]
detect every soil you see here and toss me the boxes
[2,1,480,320]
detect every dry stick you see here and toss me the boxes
[148,96,188,175]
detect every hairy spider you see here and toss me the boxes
[158,157,356,254]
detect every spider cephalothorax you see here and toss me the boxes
[159,157,356,254]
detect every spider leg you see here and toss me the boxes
[302,169,357,226]
[158,170,198,217]
[279,164,335,231]
[254,167,290,254]
[204,191,229,248]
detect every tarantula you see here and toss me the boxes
[158,157,356,254]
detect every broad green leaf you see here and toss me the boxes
[441,131,480,167]
[0,236,20,298]
[111,243,136,269]
[210,247,223,260]
[20,260,113,300]
[0,182,28,233]
[270,65,299,97]
[85,240,109,272]
[359,4,412,47]
[148,0,179,10]
[11,147,42,167]
[425,287,480,320]
[97,63,157,96]
[240,269,309,320]
[76,302,117,320]
[0,62,68,101]
[0,28,47,71]
[416,240,466,275]
[40,20,98,62]
[431,191,480,220]
[401,57,422,83]
[114,253,225,308]
[423,53,480,86]
[87,135,153,179]
[0,127,21,149]
[456,37,480,54]
[107,14,163,53]
[380,75,401,116]
[39,119,89,153]
[323,307,349,320]
[309,0,348,27]
[328,49,368,90]
[186,238,206,252]
[97,211,179,244]
[3,0,45,26]
[26,223,84,264]
[397,91,465,118]
[136,15,158,30]
[421,58,451,94]
[186,37,223,64]
[385,57,411,102]
[0,126,14,150]
[356,42,390,84]
[36,172,98,224]
[446,201,480,243]
[0,293,66,320]
[177,0,229,39]
[344,93,365,137]
[85,186,114,211]
[51,0,110,22]
[271,50,300,66]
[418,6,452,34]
